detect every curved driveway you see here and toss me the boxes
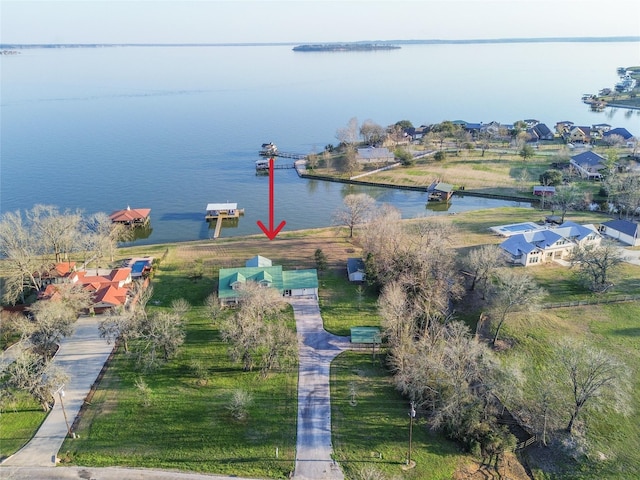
[290,298,350,480]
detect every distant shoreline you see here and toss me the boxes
[1,36,639,49]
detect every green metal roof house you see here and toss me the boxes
[218,257,318,304]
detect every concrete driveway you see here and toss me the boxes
[290,298,350,480]
[2,315,115,468]
[619,246,640,266]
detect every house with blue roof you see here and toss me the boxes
[218,256,318,304]
[601,219,640,246]
[499,221,601,266]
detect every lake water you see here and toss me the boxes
[2,42,639,244]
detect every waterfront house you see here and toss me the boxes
[40,264,133,311]
[532,123,554,140]
[347,258,366,282]
[570,151,607,180]
[603,127,636,147]
[499,221,601,266]
[218,256,318,305]
[109,206,151,227]
[554,121,574,136]
[566,126,592,144]
[601,219,640,246]
[356,146,395,164]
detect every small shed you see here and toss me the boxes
[350,327,381,344]
[347,258,366,282]
[533,186,556,196]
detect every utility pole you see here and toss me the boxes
[407,401,416,467]
[54,385,72,438]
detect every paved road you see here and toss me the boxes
[290,298,349,480]
[2,315,115,468]
[0,466,265,480]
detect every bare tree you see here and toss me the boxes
[82,212,127,266]
[359,119,386,146]
[336,117,360,146]
[332,193,376,237]
[27,295,82,360]
[464,244,506,294]
[0,210,50,304]
[136,309,187,370]
[219,281,293,374]
[569,241,623,293]
[99,283,153,353]
[392,320,504,446]
[490,269,546,346]
[550,185,580,223]
[554,339,631,434]
[1,350,69,412]
[27,204,81,263]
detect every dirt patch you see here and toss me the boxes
[453,452,531,480]
[174,228,360,271]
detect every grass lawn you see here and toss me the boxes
[500,303,640,479]
[331,351,469,480]
[318,268,381,337]
[0,393,47,460]
[59,248,298,478]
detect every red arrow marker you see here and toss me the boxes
[257,157,286,240]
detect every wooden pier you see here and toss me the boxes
[258,142,307,160]
[256,158,295,171]
[205,203,244,239]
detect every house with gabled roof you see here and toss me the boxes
[603,127,636,147]
[532,123,554,140]
[570,151,607,180]
[356,147,395,164]
[499,221,601,266]
[601,219,640,246]
[567,126,592,144]
[39,264,133,311]
[347,258,366,282]
[218,256,318,304]
[555,121,574,136]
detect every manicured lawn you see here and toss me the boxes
[318,268,381,337]
[331,351,469,480]
[59,250,298,479]
[0,393,47,460]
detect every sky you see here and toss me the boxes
[1,0,639,45]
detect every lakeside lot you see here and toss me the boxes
[2,206,639,479]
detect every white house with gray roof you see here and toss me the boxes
[499,221,601,266]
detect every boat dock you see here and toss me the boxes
[205,203,244,239]
[256,158,295,171]
[259,142,307,160]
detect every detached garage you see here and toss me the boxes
[601,219,640,246]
